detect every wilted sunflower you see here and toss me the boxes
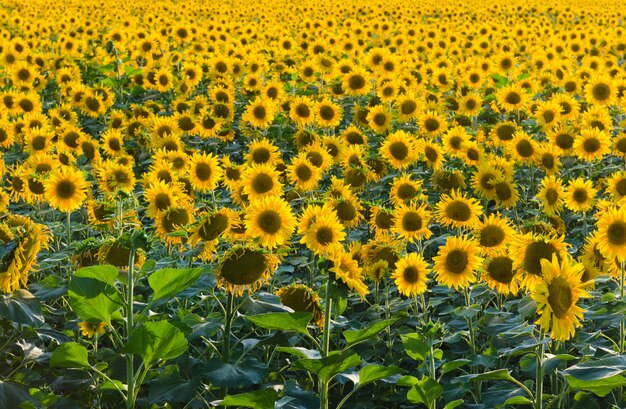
[329,249,368,299]
[155,205,194,245]
[564,178,597,213]
[245,196,296,249]
[216,244,280,296]
[44,167,88,212]
[392,253,430,297]
[97,238,146,270]
[431,169,466,192]
[0,214,50,293]
[433,235,483,290]
[188,208,237,260]
[392,202,433,242]
[435,190,483,230]
[532,254,590,341]
[276,284,324,328]
[537,176,565,216]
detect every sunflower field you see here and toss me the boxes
[3,0,626,408]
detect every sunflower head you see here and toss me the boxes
[217,245,280,296]
[276,284,324,327]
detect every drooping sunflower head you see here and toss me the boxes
[155,205,194,245]
[97,238,146,271]
[276,283,324,328]
[217,244,280,296]
[329,248,368,299]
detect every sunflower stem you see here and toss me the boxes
[66,211,72,246]
[620,262,625,354]
[220,291,235,399]
[125,247,136,409]
[319,286,332,409]
[535,330,546,409]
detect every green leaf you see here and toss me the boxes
[327,280,348,316]
[443,399,464,409]
[0,381,34,408]
[504,396,533,406]
[563,355,626,381]
[401,333,431,362]
[0,290,44,327]
[204,358,267,388]
[293,350,361,384]
[99,380,127,392]
[343,318,398,349]
[221,388,279,409]
[565,374,626,397]
[247,312,312,335]
[276,347,321,359]
[148,267,203,301]
[50,342,90,368]
[74,265,119,285]
[148,366,199,404]
[407,376,442,407]
[452,369,515,384]
[442,359,471,374]
[68,271,123,324]
[123,321,187,366]
[356,365,404,389]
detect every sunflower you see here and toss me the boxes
[143,179,188,218]
[509,131,538,165]
[244,138,281,166]
[216,244,280,296]
[395,93,420,122]
[564,178,597,213]
[287,154,321,191]
[241,163,283,200]
[431,169,466,192]
[482,253,520,296]
[459,93,483,117]
[473,213,516,255]
[489,121,518,147]
[343,68,371,97]
[187,152,223,192]
[418,110,448,136]
[369,206,395,237]
[188,208,237,260]
[341,125,368,147]
[315,99,343,128]
[380,131,417,170]
[419,140,445,170]
[537,176,565,216]
[289,96,315,128]
[537,143,561,175]
[96,162,136,194]
[532,254,590,341]
[433,235,483,290]
[276,284,324,328]
[392,202,433,242]
[584,75,616,106]
[23,127,52,154]
[442,126,470,158]
[595,206,626,263]
[496,83,528,112]
[332,196,364,228]
[78,321,107,339]
[606,171,626,201]
[534,100,561,130]
[44,167,88,212]
[392,253,430,297]
[301,211,345,256]
[493,179,520,209]
[243,98,275,129]
[155,204,194,245]
[245,196,296,249]
[435,190,483,230]
[0,214,50,293]
[573,128,610,162]
[511,233,568,287]
[366,105,393,134]
[305,142,333,172]
[329,249,368,299]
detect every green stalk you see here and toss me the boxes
[125,247,136,409]
[620,262,625,354]
[535,331,545,409]
[320,286,333,409]
[221,291,235,399]
[66,211,72,246]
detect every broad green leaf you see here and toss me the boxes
[0,381,34,409]
[148,366,199,404]
[221,388,279,409]
[452,369,515,384]
[327,280,348,316]
[204,358,267,388]
[123,321,187,366]
[504,396,533,406]
[0,290,44,327]
[74,265,119,285]
[443,399,464,409]
[247,312,312,335]
[50,342,90,368]
[356,365,404,388]
[343,318,398,348]
[68,272,123,324]
[442,359,471,374]
[293,350,361,384]
[565,374,626,397]
[99,380,127,392]
[407,376,442,407]
[401,333,431,362]
[148,267,203,301]
[276,347,321,359]
[563,355,626,381]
